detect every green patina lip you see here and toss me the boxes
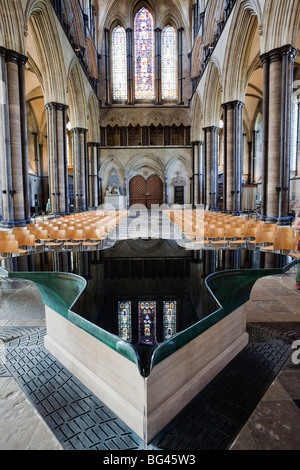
[0,256,298,377]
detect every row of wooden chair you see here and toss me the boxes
[163,210,299,253]
[0,210,129,256]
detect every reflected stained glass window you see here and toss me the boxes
[118,301,132,342]
[112,26,127,100]
[162,25,177,100]
[163,301,176,339]
[138,301,156,344]
[134,7,154,100]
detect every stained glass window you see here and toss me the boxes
[138,301,156,344]
[112,26,127,101]
[163,301,177,339]
[118,301,132,342]
[162,25,177,100]
[134,7,154,100]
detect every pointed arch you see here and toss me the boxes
[222,5,260,103]
[190,92,203,142]
[27,2,68,104]
[203,61,222,127]
[87,92,100,143]
[67,60,89,129]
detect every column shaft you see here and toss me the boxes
[261,45,297,218]
[0,49,31,223]
[204,127,219,210]
[221,101,244,213]
[45,102,69,216]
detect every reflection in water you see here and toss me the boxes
[1,240,292,355]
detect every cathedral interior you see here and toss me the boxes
[0,0,300,453]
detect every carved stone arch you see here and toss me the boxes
[87,92,100,143]
[190,92,204,142]
[166,155,192,178]
[222,5,259,103]
[169,110,190,127]
[203,61,222,128]
[67,60,89,129]
[100,155,125,197]
[100,155,125,180]
[130,0,157,28]
[109,16,127,31]
[263,0,300,52]
[122,112,146,127]
[191,35,203,79]
[26,54,45,96]
[27,1,68,103]
[146,112,166,127]
[125,153,166,180]
[100,110,122,128]
[159,11,181,31]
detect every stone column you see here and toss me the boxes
[71,128,88,212]
[87,142,99,209]
[45,102,69,216]
[155,28,162,105]
[177,28,184,104]
[247,140,252,184]
[198,141,205,205]
[296,101,300,176]
[104,28,111,106]
[126,28,134,105]
[261,45,297,218]
[204,127,219,210]
[0,48,30,223]
[192,141,199,208]
[221,101,244,213]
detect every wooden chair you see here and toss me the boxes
[0,240,27,256]
[225,227,244,247]
[255,230,275,250]
[207,227,226,247]
[273,231,296,253]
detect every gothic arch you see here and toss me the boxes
[263,0,300,53]
[146,112,167,127]
[169,110,190,127]
[203,60,222,127]
[0,0,26,53]
[222,5,260,103]
[166,155,192,178]
[67,60,89,129]
[125,153,166,179]
[100,110,123,128]
[190,92,203,142]
[27,1,68,104]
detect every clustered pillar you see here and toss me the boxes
[45,102,69,216]
[221,101,244,214]
[71,128,88,212]
[261,45,297,218]
[0,47,30,223]
[87,142,100,209]
[204,127,219,210]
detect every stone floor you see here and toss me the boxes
[0,262,299,451]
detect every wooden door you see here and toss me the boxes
[146,175,163,208]
[130,174,163,208]
[129,175,146,206]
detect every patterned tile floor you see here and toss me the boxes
[0,323,298,451]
